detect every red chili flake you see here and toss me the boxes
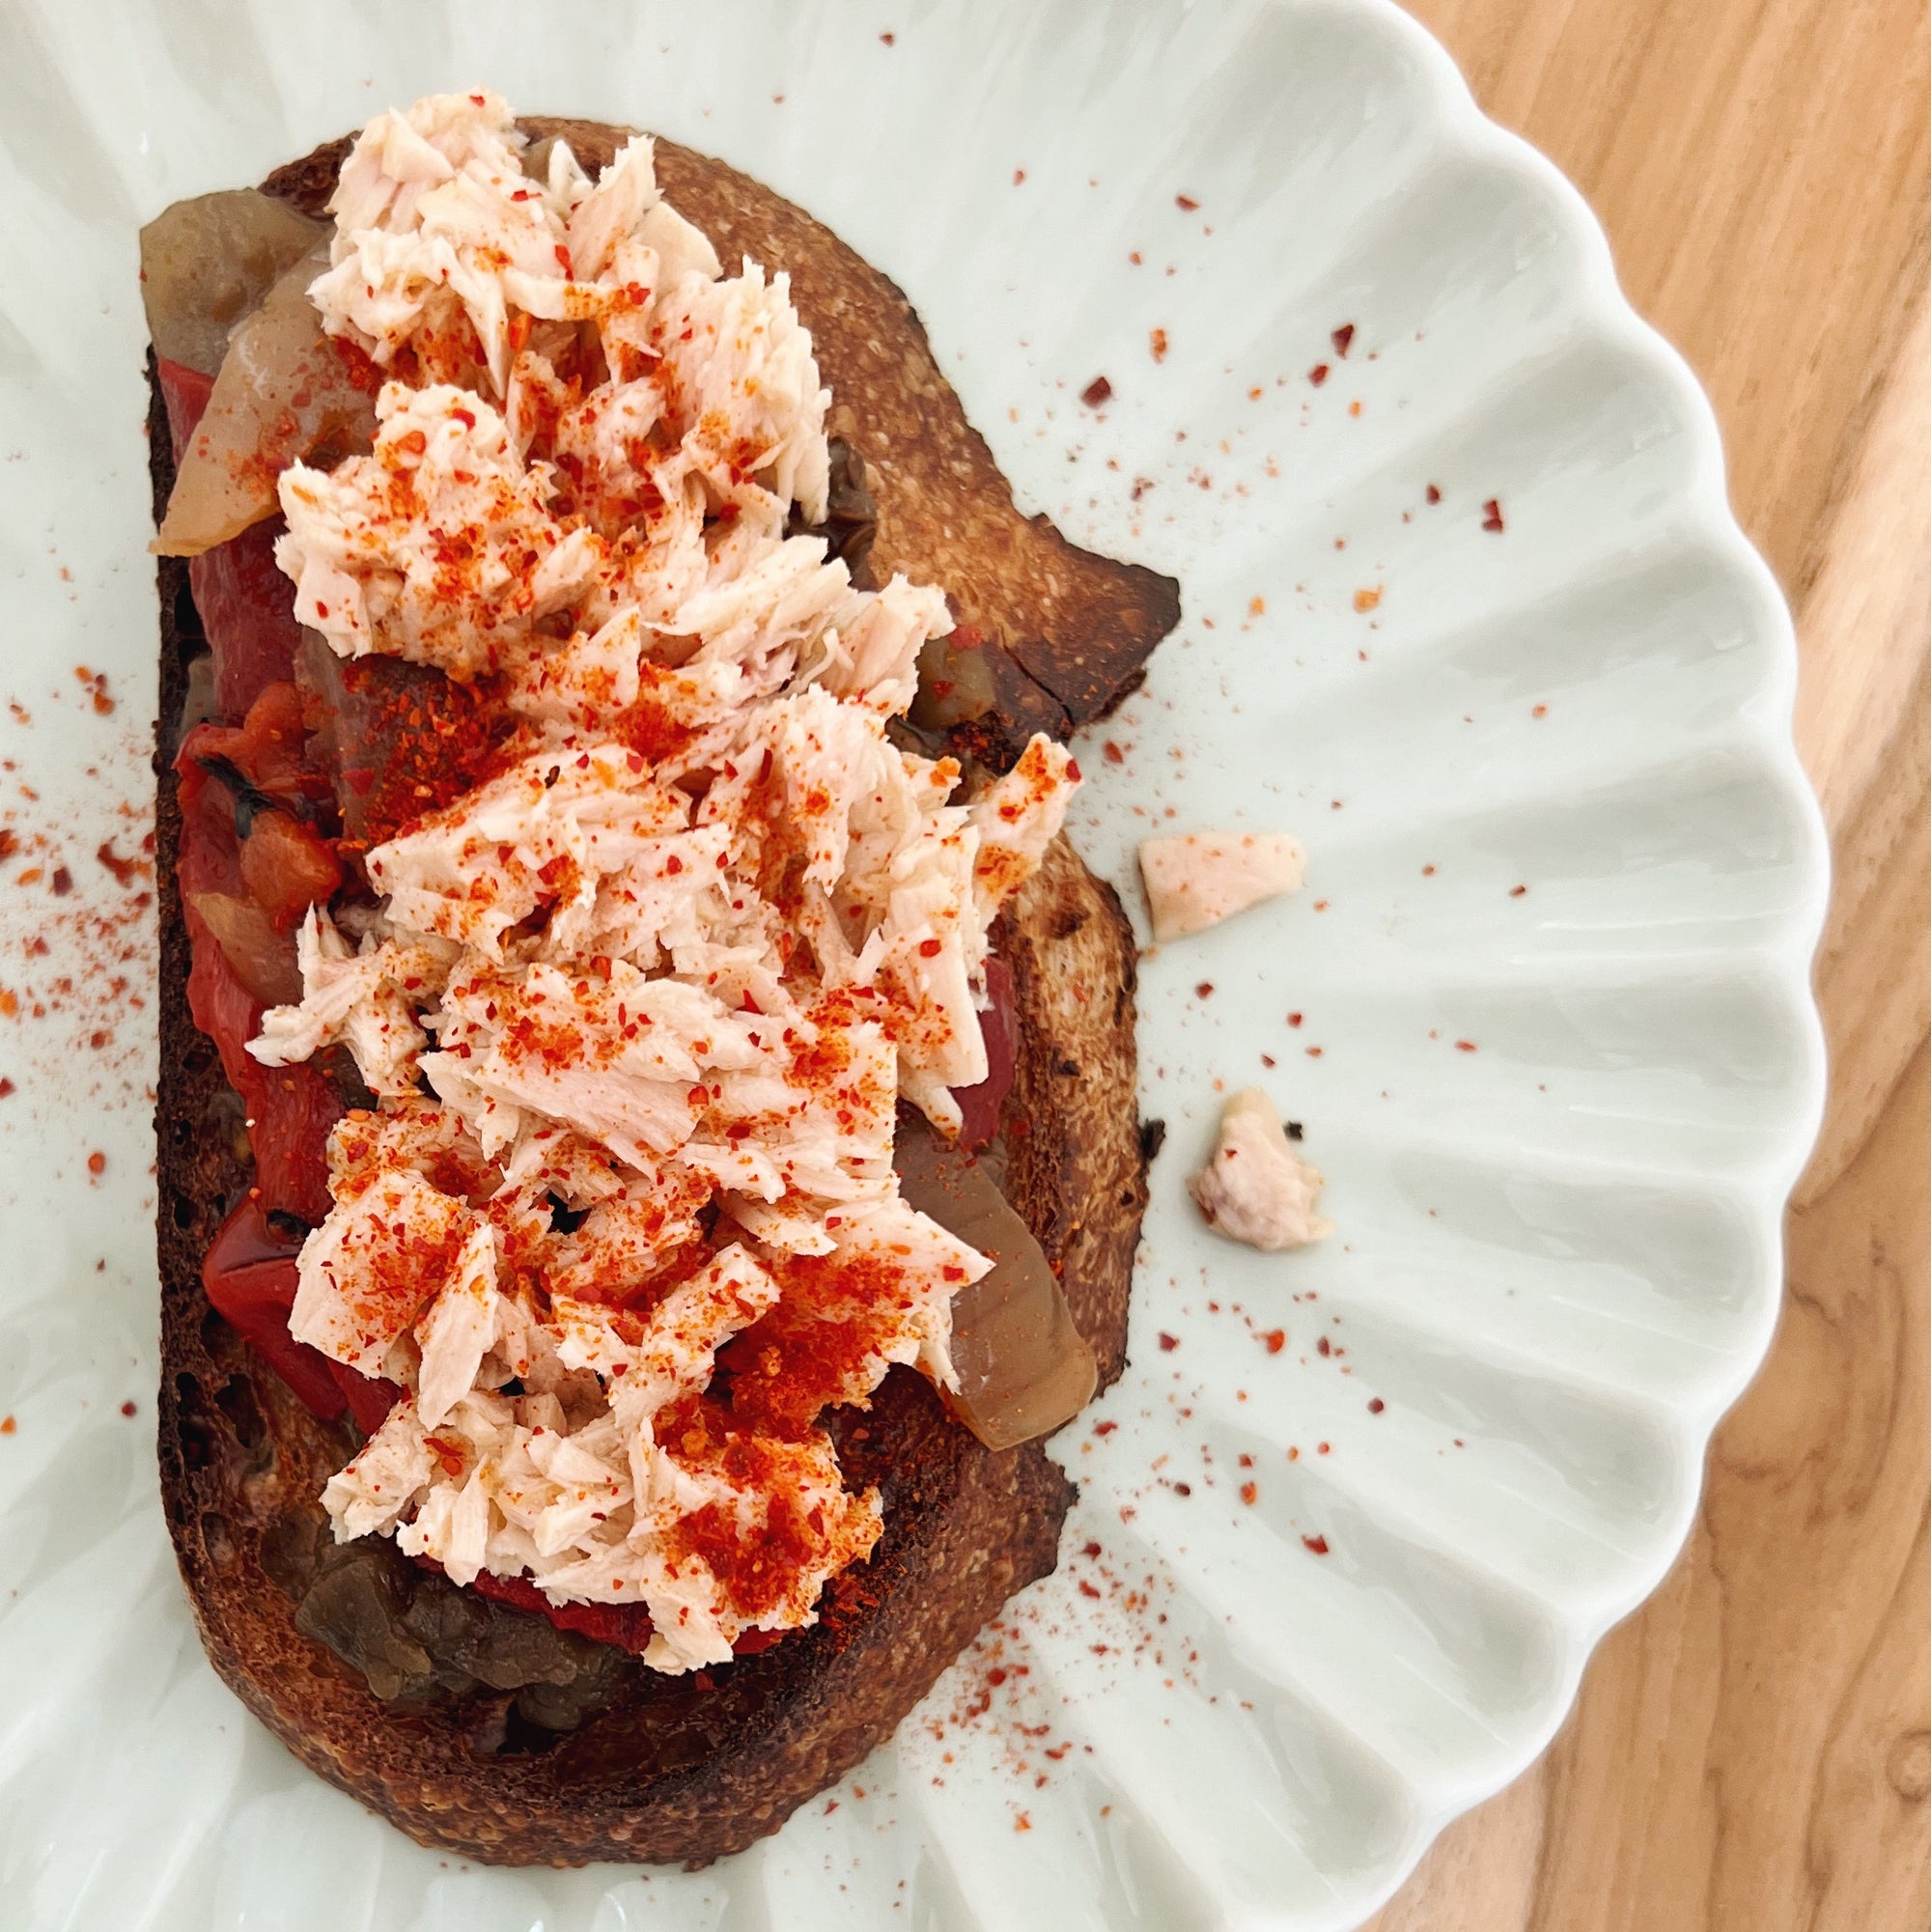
[880,30,894,43]
[1093,1420,1117,1437]
[1175,193,1199,210]
[1158,1331,1179,1352]
[1532,703,1549,718]
[1308,363,1330,386]
[1421,863,1437,877]
[0,1079,14,1098]
[917,938,943,958]
[86,1150,105,1176]
[97,839,140,887]
[50,866,72,896]
[1240,1482,1258,1505]
[1301,1534,1330,1555]
[1305,1046,1324,1058]
[1080,375,1113,408]
[1077,1580,1102,1599]
[1263,1330,1285,1354]
[1454,1040,1478,1053]
[1368,1398,1385,1414]
[1013,168,1027,186]
[1509,883,1528,898]
[1130,250,1143,266]
[1172,1481,1191,1496]
[1482,498,1505,533]
[1015,1813,1032,1833]
[1260,1052,1276,1068]
[1331,322,1356,357]
[1103,741,1125,765]
[1425,483,1441,504]
[1066,757,1081,781]
[1081,1540,1103,1557]
[1149,327,1169,363]
[120,1399,136,1417]
[1316,1335,1331,1358]
[0,1416,14,1435]
[1287,1012,1302,1027]
[1194,981,1214,999]
[1353,587,1382,614]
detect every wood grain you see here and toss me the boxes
[1357,2,1931,1925]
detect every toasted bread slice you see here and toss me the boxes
[259,122,1180,770]
[154,126,1151,1867]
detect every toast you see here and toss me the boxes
[154,116,1160,1866]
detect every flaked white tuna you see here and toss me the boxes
[255,88,1091,1669]
[1188,1086,1332,1251]
[1138,830,1305,942]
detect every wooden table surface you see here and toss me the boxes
[1357,2,1931,1926]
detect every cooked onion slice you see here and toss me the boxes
[139,188,326,378]
[155,245,378,558]
[894,1114,1097,1450]
[187,890,303,1006]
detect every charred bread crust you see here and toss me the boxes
[153,136,1152,1867]
[261,122,1181,771]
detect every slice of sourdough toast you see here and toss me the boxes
[260,120,1180,771]
[154,126,1150,1868]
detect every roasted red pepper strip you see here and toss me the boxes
[176,733,340,1224]
[418,1556,789,1658]
[239,811,343,932]
[156,357,214,455]
[202,1255,345,1421]
[201,1198,401,1430]
[951,956,1018,1151]
[182,894,338,1224]
[156,355,307,720]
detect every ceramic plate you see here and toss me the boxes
[0,1,1827,1926]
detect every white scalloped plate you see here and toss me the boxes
[0,1,1826,1927]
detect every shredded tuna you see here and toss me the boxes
[1188,1087,1331,1251]
[247,91,1077,1668]
[1139,830,1304,942]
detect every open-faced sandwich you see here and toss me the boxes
[145,92,1177,1864]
